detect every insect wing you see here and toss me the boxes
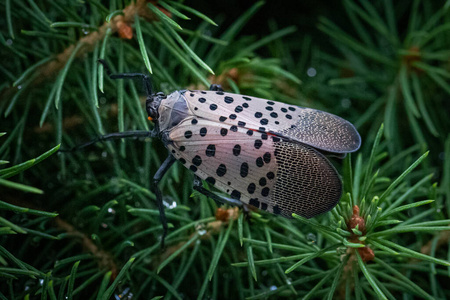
[167,117,342,218]
[269,139,342,218]
[184,91,361,154]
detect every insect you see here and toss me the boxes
[96,60,361,246]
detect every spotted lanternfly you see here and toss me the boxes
[97,60,361,245]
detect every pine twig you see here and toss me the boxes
[1,0,169,101]
[54,217,118,278]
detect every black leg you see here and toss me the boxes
[60,130,156,152]
[209,84,224,92]
[193,176,243,207]
[153,155,176,249]
[98,59,153,97]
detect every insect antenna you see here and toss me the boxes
[98,59,153,97]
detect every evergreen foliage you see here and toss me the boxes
[1,0,449,299]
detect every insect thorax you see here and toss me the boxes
[157,91,190,133]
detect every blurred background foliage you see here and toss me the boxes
[0,0,449,299]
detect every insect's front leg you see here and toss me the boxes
[98,59,153,97]
[60,131,155,152]
[152,154,176,249]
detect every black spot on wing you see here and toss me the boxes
[206,177,216,185]
[256,157,264,167]
[240,162,249,177]
[221,128,228,136]
[249,198,260,208]
[224,96,234,104]
[259,177,267,186]
[233,144,241,156]
[247,183,256,194]
[206,144,216,157]
[216,164,227,177]
[231,190,241,200]
[254,140,262,149]
[200,127,207,137]
[192,155,202,166]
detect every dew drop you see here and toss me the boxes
[307,67,317,77]
[163,199,177,209]
[196,224,207,236]
[341,98,351,108]
[114,287,131,300]
[307,233,316,244]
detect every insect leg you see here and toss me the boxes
[153,154,176,248]
[60,130,156,152]
[209,84,224,92]
[98,59,153,97]
[193,175,243,207]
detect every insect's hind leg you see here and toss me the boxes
[98,59,153,97]
[193,176,243,208]
[153,155,176,249]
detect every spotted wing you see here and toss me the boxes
[167,117,342,218]
[183,90,361,154]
